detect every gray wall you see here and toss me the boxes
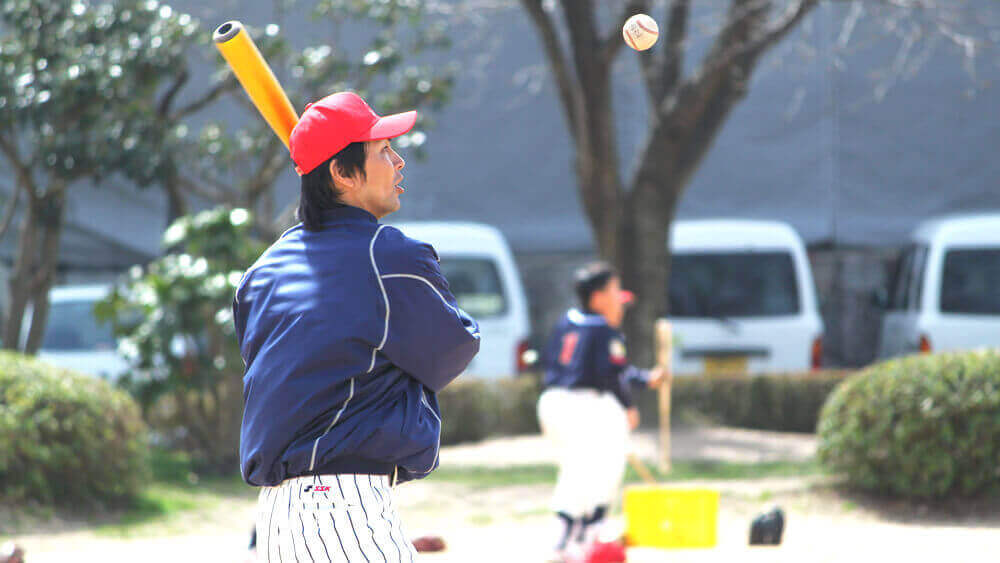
[2,1,997,366]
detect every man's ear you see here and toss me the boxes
[329,159,356,193]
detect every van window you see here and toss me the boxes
[939,248,1000,315]
[41,300,116,351]
[668,252,799,317]
[440,258,507,318]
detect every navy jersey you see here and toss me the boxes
[542,309,648,407]
[234,206,481,487]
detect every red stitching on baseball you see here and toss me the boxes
[624,29,638,50]
[637,20,658,35]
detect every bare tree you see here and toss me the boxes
[519,0,996,364]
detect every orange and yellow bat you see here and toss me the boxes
[213,20,298,150]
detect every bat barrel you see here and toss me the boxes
[213,21,242,43]
[212,20,299,151]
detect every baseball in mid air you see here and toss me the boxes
[622,13,659,51]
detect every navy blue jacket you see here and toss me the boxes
[542,309,648,408]
[233,206,481,487]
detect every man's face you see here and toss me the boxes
[354,139,406,219]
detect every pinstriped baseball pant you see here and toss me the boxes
[255,474,419,562]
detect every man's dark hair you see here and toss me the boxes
[297,141,367,231]
[574,261,616,312]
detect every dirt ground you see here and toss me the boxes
[6,427,1000,562]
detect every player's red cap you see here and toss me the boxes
[289,91,417,176]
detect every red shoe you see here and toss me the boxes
[583,540,626,563]
[0,543,25,563]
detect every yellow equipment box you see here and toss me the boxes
[624,486,719,548]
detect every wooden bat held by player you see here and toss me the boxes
[213,20,298,150]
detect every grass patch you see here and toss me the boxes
[428,464,558,487]
[91,448,255,537]
[1,448,255,538]
[95,474,255,537]
[428,459,819,489]
[629,458,821,483]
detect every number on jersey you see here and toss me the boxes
[559,332,580,365]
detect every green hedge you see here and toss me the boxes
[634,371,851,433]
[0,352,150,507]
[438,376,541,445]
[439,370,848,444]
[818,351,1000,499]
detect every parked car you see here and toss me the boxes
[389,221,531,378]
[878,213,1000,358]
[31,284,128,380]
[667,219,824,375]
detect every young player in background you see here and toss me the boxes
[538,261,667,561]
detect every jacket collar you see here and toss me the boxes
[567,308,608,327]
[320,205,378,225]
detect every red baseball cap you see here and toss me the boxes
[289,91,417,175]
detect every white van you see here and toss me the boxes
[33,284,129,380]
[878,213,1000,358]
[668,219,824,375]
[390,221,531,379]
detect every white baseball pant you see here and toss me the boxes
[255,474,418,562]
[537,387,629,518]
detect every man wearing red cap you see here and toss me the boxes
[537,262,666,561]
[233,92,481,561]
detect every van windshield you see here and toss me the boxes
[668,251,800,317]
[41,300,116,352]
[940,248,1000,315]
[440,258,508,319]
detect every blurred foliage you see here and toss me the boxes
[185,0,458,229]
[634,370,853,433]
[0,351,150,507]
[0,0,206,354]
[818,351,1000,499]
[95,207,265,473]
[441,370,852,445]
[0,0,198,183]
[438,375,543,445]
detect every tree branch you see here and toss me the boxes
[157,68,190,117]
[641,0,821,201]
[691,0,819,86]
[0,180,23,242]
[559,0,601,81]
[639,0,690,108]
[661,0,690,98]
[177,174,233,204]
[519,0,584,142]
[0,135,37,198]
[753,0,819,54]
[169,76,239,121]
[245,139,286,202]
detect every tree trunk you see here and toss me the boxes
[2,194,39,350]
[23,188,67,354]
[618,178,679,368]
[574,66,624,262]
